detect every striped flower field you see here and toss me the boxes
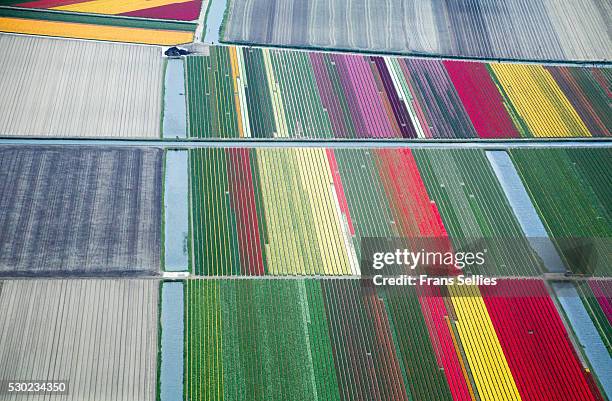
[0,0,609,397]
[189,147,611,276]
[0,143,606,400]
[184,278,606,401]
[0,7,197,44]
[185,46,611,139]
[7,0,203,21]
[190,147,462,275]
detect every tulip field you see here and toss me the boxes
[0,7,197,44]
[184,278,605,401]
[185,46,611,139]
[188,147,612,276]
[0,3,610,399]
[0,143,605,400]
[190,147,464,275]
[6,0,203,21]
